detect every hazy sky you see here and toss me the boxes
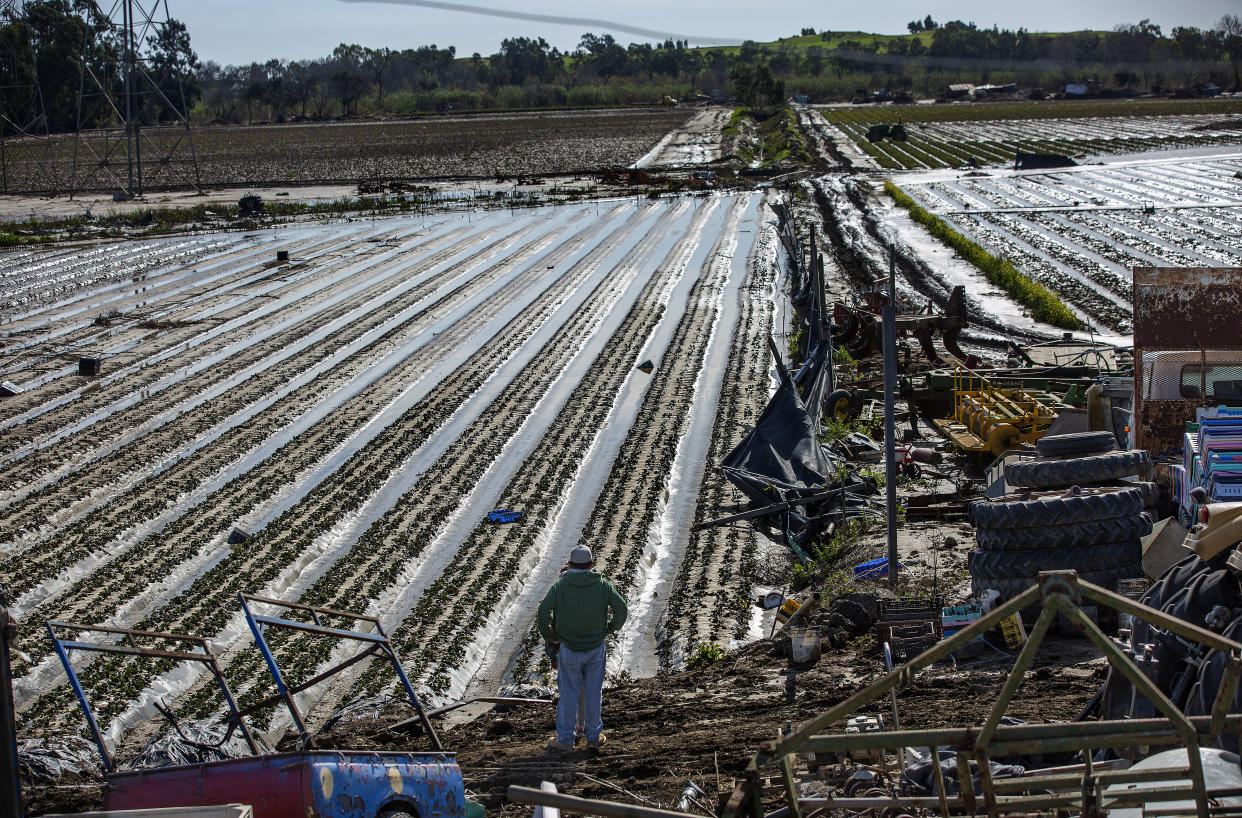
[178,0,1239,66]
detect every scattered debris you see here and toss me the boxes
[237,194,264,216]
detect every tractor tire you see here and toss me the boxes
[968,540,1143,578]
[1035,431,1117,458]
[975,512,1152,551]
[970,562,1144,600]
[827,389,853,422]
[970,486,1145,530]
[1130,480,1159,507]
[1005,450,1151,489]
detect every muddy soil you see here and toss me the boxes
[3,109,697,194]
[305,629,1103,814]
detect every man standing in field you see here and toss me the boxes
[537,545,628,751]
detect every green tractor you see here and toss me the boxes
[866,119,908,143]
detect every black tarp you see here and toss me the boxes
[795,340,833,431]
[790,230,834,429]
[721,367,837,509]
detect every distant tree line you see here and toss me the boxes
[2,0,1241,133]
[193,34,780,124]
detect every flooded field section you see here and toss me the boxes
[0,192,780,741]
[890,152,1242,333]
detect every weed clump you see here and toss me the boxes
[884,180,1081,329]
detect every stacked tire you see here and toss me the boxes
[969,432,1152,599]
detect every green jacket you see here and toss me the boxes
[537,570,628,652]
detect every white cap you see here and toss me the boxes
[570,545,593,566]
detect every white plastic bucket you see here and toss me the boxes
[790,626,822,663]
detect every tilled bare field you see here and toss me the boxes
[4,109,695,193]
[0,191,781,745]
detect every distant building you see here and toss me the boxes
[946,83,975,99]
[1065,83,1088,97]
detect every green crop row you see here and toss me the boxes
[823,100,1242,169]
[823,97,1242,126]
[884,180,1081,330]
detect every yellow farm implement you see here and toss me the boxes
[933,367,1064,457]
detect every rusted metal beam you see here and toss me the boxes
[240,593,382,625]
[779,754,801,818]
[52,640,210,663]
[46,620,210,645]
[233,644,382,719]
[974,600,1056,749]
[691,487,853,532]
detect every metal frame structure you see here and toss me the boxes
[46,620,258,772]
[238,593,442,751]
[724,571,1242,818]
[0,0,54,194]
[71,0,200,198]
[938,366,1063,458]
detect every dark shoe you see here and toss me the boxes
[587,732,607,748]
[546,737,573,752]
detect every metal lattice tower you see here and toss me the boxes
[71,0,200,199]
[0,0,54,194]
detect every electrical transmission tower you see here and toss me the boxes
[0,0,53,194]
[71,0,200,199]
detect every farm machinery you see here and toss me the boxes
[866,121,908,142]
[43,594,482,818]
[832,284,967,364]
[932,366,1065,458]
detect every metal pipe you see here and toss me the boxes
[1,596,21,818]
[46,622,112,772]
[883,246,897,591]
[123,0,134,197]
[507,785,703,818]
[424,697,553,719]
[776,593,822,636]
[779,755,801,818]
[974,603,1056,750]
[991,767,1190,793]
[240,593,383,625]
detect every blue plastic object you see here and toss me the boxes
[488,509,522,523]
[854,556,901,579]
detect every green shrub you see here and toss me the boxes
[686,642,728,671]
[884,180,1081,330]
